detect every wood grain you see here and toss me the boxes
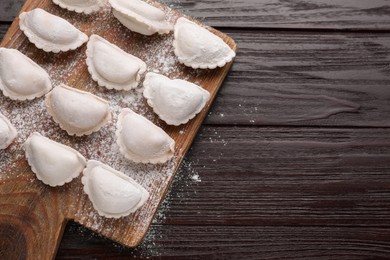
[55,126,390,258]
[0,170,68,259]
[165,0,390,30]
[158,126,390,226]
[3,0,390,30]
[145,225,390,259]
[0,0,236,258]
[205,30,390,127]
[57,222,390,259]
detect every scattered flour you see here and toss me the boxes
[0,0,225,254]
[190,173,201,183]
[63,157,202,257]
[0,0,206,249]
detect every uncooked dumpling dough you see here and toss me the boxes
[109,0,172,35]
[19,8,88,53]
[45,84,111,136]
[53,0,107,14]
[82,160,149,218]
[24,132,86,186]
[143,72,210,126]
[0,112,17,149]
[173,17,235,69]
[116,108,175,164]
[0,48,52,100]
[86,34,146,90]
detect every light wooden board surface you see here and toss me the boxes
[0,0,236,259]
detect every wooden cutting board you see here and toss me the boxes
[0,0,236,259]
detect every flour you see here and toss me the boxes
[62,156,202,257]
[0,0,212,249]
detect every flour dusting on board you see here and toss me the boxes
[1,1,182,236]
[64,157,202,257]
[0,0,232,248]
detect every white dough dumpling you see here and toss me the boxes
[0,112,17,149]
[19,8,88,53]
[109,0,172,35]
[82,160,149,218]
[116,108,175,164]
[143,72,210,126]
[86,34,147,91]
[173,17,236,69]
[45,84,111,136]
[0,48,52,100]
[24,132,86,187]
[53,0,107,14]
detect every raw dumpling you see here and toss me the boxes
[45,84,111,136]
[82,160,149,218]
[24,132,86,187]
[86,34,147,91]
[109,0,172,35]
[19,8,88,53]
[173,17,236,69]
[0,48,52,100]
[0,112,17,149]
[116,108,175,164]
[143,72,210,126]
[53,0,106,14]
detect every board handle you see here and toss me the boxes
[0,172,67,260]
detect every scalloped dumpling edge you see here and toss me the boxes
[143,72,210,126]
[86,34,147,91]
[81,160,150,218]
[116,108,175,164]
[173,17,236,69]
[19,8,89,53]
[53,0,107,14]
[109,0,172,35]
[24,132,86,187]
[0,48,52,101]
[45,84,111,136]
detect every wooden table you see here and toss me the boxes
[1,0,390,259]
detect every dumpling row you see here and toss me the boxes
[24,132,150,218]
[41,83,176,164]
[19,4,235,68]
[0,48,205,162]
[108,1,235,69]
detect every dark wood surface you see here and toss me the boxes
[1,0,390,259]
